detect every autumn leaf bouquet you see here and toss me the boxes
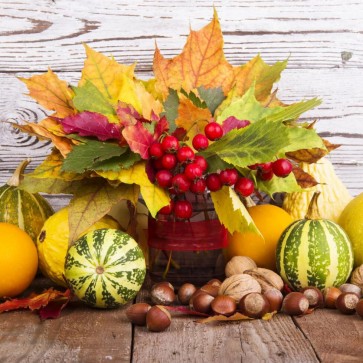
[16,11,329,246]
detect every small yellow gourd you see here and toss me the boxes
[282,157,352,222]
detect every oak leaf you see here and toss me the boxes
[19,68,75,117]
[153,9,234,98]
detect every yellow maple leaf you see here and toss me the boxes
[19,69,75,117]
[175,97,212,145]
[135,81,163,119]
[96,161,169,217]
[234,55,287,101]
[153,9,234,99]
[80,44,136,104]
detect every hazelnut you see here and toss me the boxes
[178,283,197,305]
[282,292,309,316]
[152,281,175,291]
[190,292,214,314]
[146,305,172,332]
[206,279,222,287]
[322,287,342,309]
[225,256,257,277]
[301,287,324,308]
[238,292,270,319]
[350,265,363,291]
[339,283,362,298]
[211,295,237,316]
[126,303,151,326]
[335,292,359,315]
[356,299,363,318]
[263,288,283,312]
[200,284,219,297]
[150,284,176,306]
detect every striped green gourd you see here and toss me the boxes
[64,228,146,308]
[276,193,354,291]
[0,159,54,242]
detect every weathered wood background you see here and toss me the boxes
[0,0,362,205]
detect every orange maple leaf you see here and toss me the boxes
[19,69,75,118]
[175,97,212,145]
[153,9,234,98]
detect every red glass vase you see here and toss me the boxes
[147,193,227,287]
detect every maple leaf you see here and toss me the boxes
[61,111,121,141]
[175,97,212,145]
[135,81,163,120]
[79,44,136,104]
[122,122,154,159]
[68,180,139,243]
[0,288,71,319]
[153,9,234,98]
[234,55,288,101]
[222,116,250,133]
[19,68,75,117]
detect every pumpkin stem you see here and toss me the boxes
[7,159,31,187]
[305,192,321,220]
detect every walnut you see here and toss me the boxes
[225,256,257,277]
[244,268,284,293]
[351,264,363,290]
[218,274,261,302]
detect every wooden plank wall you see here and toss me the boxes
[0,0,362,204]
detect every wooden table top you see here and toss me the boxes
[0,1,362,362]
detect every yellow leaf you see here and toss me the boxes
[175,97,212,146]
[26,150,83,181]
[13,120,73,157]
[234,55,287,101]
[197,312,252,324]
[19,69,75,117]
[80,44,136,104]
[153,10,234,98]
[211,186,262,236]
[116,73,142,114]
[96,161,170,217]
[135,81,163,119]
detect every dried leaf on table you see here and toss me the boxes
[197,312,252,323]
[0,288,71,319]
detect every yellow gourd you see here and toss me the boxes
[282,157,352,223]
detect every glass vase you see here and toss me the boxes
[147,193,227,288]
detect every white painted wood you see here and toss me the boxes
[0,0,362,197]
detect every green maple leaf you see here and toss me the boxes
[254,173,302,197]
[61,140,127,173]
[197,86,225,115]
[162,89,179,132]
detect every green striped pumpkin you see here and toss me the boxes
[64,228,146,308]
[276,194,354,291]
[0,160,54,242]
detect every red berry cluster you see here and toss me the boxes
[149,121,293,220]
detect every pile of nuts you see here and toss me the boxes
[125,258,363,332]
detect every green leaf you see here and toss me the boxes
[200,118,289,168]
[61,140,127,173]
[162,89,179,132]
[72,81,116,119]
[255,173,302,197]
[211,186,262,236]
[216,86,280,123]
[92,149,141,171]
[68,179,139,243]
[180,89,207,109]
[197,86,225,114]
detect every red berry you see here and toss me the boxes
[258,162,272,173]
[206,173,222,192]
[171,173,191,193]
[153,158,164,170]
[158,200,174,215]
[204,122,223,141]
[155,170,173,188]
[219,168,239,186]
[161,153,177,170]
[184,163,203,180]
[258,169,274,181]
[161,135,180,153]
[149,142,164,159]
[192,134,209,151]
[272,159,293,178]
[234,177,254,197]
[176,146,195,163]
[248,163,259,170]
[194,155,208,173]
[190,178,207,194]
[174,200,193,219]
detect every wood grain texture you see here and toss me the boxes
[0,280,132,363]
[294,309,363,363]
